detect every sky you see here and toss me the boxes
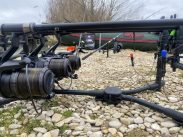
[0,0,183,24]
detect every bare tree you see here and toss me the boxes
[46,0,144,23]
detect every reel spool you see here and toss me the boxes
[0,68,54,99]
[48,58,73,78]
[67,55,81,71]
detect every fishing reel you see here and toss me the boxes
[0,67,54,99]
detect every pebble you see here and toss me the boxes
[169,127,181,134]
[50,129,59,137]
[42,132,52,137]
[161,121,177,128]
[151,123,161,131]
[161,127,170,135]
[109,119,121,129]
[72,131,83,136]
[134,117,143,124]
[10,129,19,135]
[46,110,54,117]
[112,112,123,119]
[89,131,103,137]
[20,133,28,137]
[28,133,36,137]
[95,119,104,126]
[37,133,43,137]
[120,118,134,125]
[51,113,62,123]
[128,124,138,129]
[33,127,47,133]
[55,120,64,127]
[144,117,155,123]
[64,130,72,136]
[168,96,178,103]
[108,128,117,135]
[9,124,22,129]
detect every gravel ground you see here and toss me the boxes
[0,49,183,137]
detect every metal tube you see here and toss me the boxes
[53,89,104,96]
[122,81,164,95]
[1,19,183,34]
[121,95,183,124]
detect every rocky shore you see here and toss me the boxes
[0,50,183,137]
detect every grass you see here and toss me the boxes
[0,106,22,128]
[178,73,183,78]
[22,119,41,133]
[62,110,73,118]
[59,124,69,134]
[42,96,60,110]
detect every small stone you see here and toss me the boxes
[64,117,74,123]
[95,119,104,126]
[169,127,180,134]
[50,129,59,137]
[134,117,143,124]
[119,126,127,133]
[117,132,124,137]
[64,130,72,136]
[9,124,22,129]
[120,118,134,125]
[10,129,19,135]
[112,112,123,119]
[14,112,21,119]
[161,121,177,128]
[75,126,84,131]
[180,129,183,134]
[151,123,161,131]
[52,113,62,123]
[33,127,47,133]
[128,124,138,129]
[89,131,103,137]
[152,115,164,122]
[20,133,28,137]
[37,133,43,137]
[161,127,170,135]
[42,132,52,137]
[144,117,155,123]
[46,110,54,117]
[72,131,82,136]
[109,119,121,129]
[144,123,151,128]
[0,127,5,133]
[28,133,36,137]
[92,106,100,111]
[72,113,80,118]
[108,128,117,135]
[168,96,178,103]
[55,120,64,127]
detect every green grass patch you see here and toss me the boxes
[23,119,41,133]
[178,73,183,78]
[42,96,60,110]
[0,106,22,128]
[62,110,73,118]
[59,124,69,133]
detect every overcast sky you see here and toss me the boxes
[0,0,183,24]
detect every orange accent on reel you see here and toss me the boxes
[67,46,76,52]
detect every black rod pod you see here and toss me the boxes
[0,68,54,99]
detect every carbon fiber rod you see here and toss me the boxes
[121,95,183,124]
[1,19,183,34]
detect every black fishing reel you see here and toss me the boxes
[0,67,54,99]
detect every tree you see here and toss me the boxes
[46,0,144,23]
